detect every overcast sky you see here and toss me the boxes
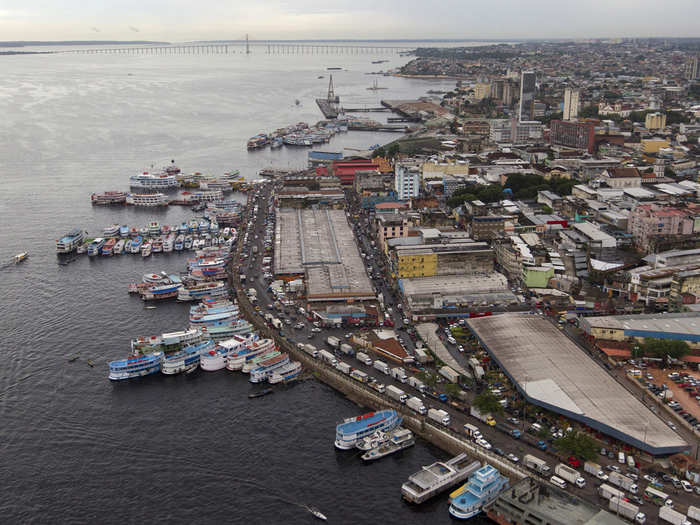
[2,0,699,41]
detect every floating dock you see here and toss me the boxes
[401,454,480,504]
[315,98,339,119]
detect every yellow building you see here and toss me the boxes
[645,112,667,131]
[472,83,492,101]
[641,138,670,155]
[422,161,470,177]
[396,250,437,278]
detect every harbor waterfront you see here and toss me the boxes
[0,43,490,524]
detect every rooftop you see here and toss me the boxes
[466,313,688,455]
[580,312,700,342]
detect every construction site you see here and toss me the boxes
[274,208,375,302]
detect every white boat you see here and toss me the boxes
[361,428,415,462]
[12,252,29,264]
[126,193,169,207]
[113,239,125,254]
[174,234,184,251]
[268,361,302,384]
[356,430,389,451]
[129,171,179,190]
[226,338,275,371]
[184,236,193,250]
[103,224,120,236]
[141,242,152,257]
[249,353,290,383]
[163,234,174,252]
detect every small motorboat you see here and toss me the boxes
[248,389,273,399]
[13,252,29,264]
[306,505,327,521]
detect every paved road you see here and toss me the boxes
[233,183,700,517]
[416,322,470,376]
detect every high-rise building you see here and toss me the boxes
[563,88,580,121]
[394,164,420,201]
[550,120,595,153]
[645,112,667,130]
[518,71,536,122]
[685,56,698,80]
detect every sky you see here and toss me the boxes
[1,0,699,42]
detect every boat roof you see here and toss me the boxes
[337,410,396,434]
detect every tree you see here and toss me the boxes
[386,143,400,157]
[579,105,599,119]
[640,338,690,360]
[473,390,504,416]
[371,147,385,158]
[554,431,598,461]
[541,205,553,214]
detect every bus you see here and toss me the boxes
[643,486,669,506]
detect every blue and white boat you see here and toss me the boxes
[448,464,509,520]
[178,223,188,234]
[335,410,402,450]
[177,281,228,302]
[174,234,184,251]
[189,310,238,327]
[268,360,302,384]
[226,337,275,371]
[56,228,84,253]
[119,224,130,237]
[249,352,290,383]
[162,340,214,375]
[108,352,163,381]
[130,235,143,254]
[141,282,184,301]
[87,238,105,256]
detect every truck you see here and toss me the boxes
[609,497,646,524]
[554,464,586,488]
[302,344,318,358]
[428,408,450,426]
[326,336,340,349]
[470,406,495,426]
[373,360,390,375]
[356,352,373,366]
[523,454,550,474]
[339,343,354,356]
[271,318,282,330]
[407,376,426,393]
[468,357,485,381]
[318,349,337,367]
[414,348,430,364]
[608,472,638,494]
[387,385,408,404]
[391,367,408,383]
[584,461,603,477]
[406,396,427,415]
[439,365,459,383]
[350,369,369,383]
[599,484,625,502]
[463,423,481,439]
[336,361,351,375]
[369,380,385,393]
[659,506,691,525]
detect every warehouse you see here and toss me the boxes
[466,313,688,456]
[274,208,375,302]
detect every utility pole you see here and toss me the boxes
[245,33,250,55]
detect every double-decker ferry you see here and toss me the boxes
[126,193,169,207]
[129,172,179,190]
[56,228,84,253]
[91,191,127,205]
[131,328,201,355]
[177,281,228,302]
[448,464,509,520]
[162,340,214,375]
[227,338,275,371]
[334,410,402,450]
[108,352,163,381]
[268,361,302,384]
[87,238,105,256]
[200,319,253,341]
[249,353,290,383]
[141,282,183,301]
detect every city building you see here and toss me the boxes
[600,167,641,189]
[395,164,420,201]
[670,268,700,307]
[490,119,544,144]
[376,214,413,251]
[549,120,595,153]
[467,313,688,456]
[391,242,494,278]
[522,266,555,288]
[641,138,670,155]
[518,70,536,122]
[645,112,667,130]
[470,215,513,241]
[685,55,699,80]
[563,87,579,121]
[628,204,698,247]
[472,82,491,101]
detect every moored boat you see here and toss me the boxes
[119,224,130,237]
[108,352,163,381]
[126,193,169,207]
[114,239,125,254]
[249,353,290,383]
[101,238,116,256]
[226,338,275,371]
[162,340,214,375]
[334,410,402,450]
[141,242,152,257]
[103,224,120,237]
[448,464,509,520]
[91,191,127,205]
[129,172,179,190]
[87,238,105,256]
[361,428,415,462]
[177,281,229,302]
[268,360,302,384]
[56,228,84,253]
[131,328,201,355]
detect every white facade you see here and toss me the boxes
[395,165,420,201]
[563,88,580,121]
[490,119,544,144]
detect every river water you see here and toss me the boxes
[0,42,493,523]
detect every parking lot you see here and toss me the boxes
[645,368,700,425]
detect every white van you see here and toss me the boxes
[618,452,625,464]
[550,476,567,489]
[531,423,543,433]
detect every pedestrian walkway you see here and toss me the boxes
[416,322,469,376]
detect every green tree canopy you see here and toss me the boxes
[444,383,461,398]
[554,431,598,461]
[371,147,385,158]
[473,390,504,416]
[640,338,690,360]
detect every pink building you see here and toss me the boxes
[628,204,697,247]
